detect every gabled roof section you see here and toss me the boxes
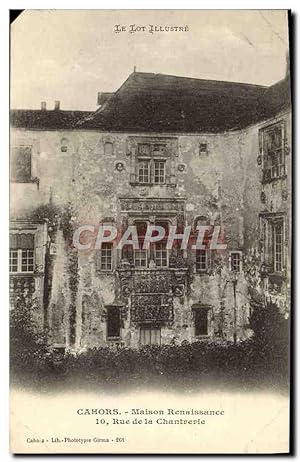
[10,109,92,130]
[77,71,291,133]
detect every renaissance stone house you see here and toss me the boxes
[10,71,291,350]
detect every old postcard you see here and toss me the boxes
[10,9,291,454]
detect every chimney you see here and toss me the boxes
[54,100,60,111]
[41,102,47,111]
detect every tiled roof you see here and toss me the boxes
[11,72,291,133]
[77,72,291,132]
[10,109,92,130]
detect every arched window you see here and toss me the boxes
[104,142,113,156]
[61,138,69,153]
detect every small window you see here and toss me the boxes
[199,143,208,156]
[100,243,112,270]
[61,138,68,153]
[104,142,113,156]
[230,252,242,272]
[196,249,207,272]
[107,306,121,339]
[11,146,32,182]
[140,326,161,345]
[194,308,209,336]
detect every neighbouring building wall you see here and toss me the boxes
[10,128,77,217]
[242,110,291,316]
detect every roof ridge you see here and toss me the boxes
[132,71,267,89]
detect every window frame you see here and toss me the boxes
[154,241,169,268]
[260,121,286,183]
[136,142,167,185]
[195,249,208,272]
[229,251,242,273]
[134,248,148,268]
[260,215,285,274]
[130,220,170,269]
[9,248,35,274]
[153,160,166,184]
[99,242,113,271]
[137,159,151,184]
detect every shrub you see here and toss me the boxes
[10,297,48,378]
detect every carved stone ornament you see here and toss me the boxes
[115,161,125,172]
[121,285,131,297]
[177,163,186,172]
[284,140,290,155]
[139,187,149,197]
[257,155,262,166]
[173,285,185,297]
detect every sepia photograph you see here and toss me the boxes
[9,9,291,454]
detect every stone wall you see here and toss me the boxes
[10,107,291,349]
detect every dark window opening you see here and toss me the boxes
[107,306,121,339]
[195,308,209,336]
[61,138,69,153]
[230,252,241,272]
[199,143,208,155]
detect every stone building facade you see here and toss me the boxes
[10,71,291,350]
